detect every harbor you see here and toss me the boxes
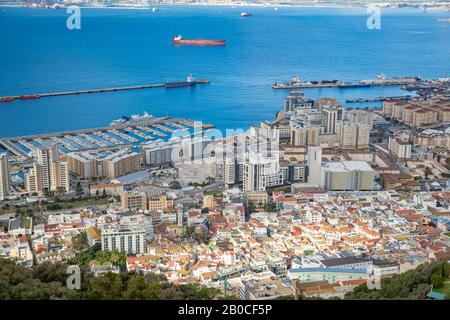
[0,114,215,158]
[0,76,210,103]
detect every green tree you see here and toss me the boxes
[169,180,181,189]
[431,272,444,288]
[72,233,89,251]
[75,182,84,196]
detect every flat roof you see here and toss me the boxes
[324,161,374,172]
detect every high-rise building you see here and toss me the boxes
[388,135,412,160]
[51,160,70,192]
[0,153,10,201]
[34,142,59,190]
[284,91,314,112]
[290,121,322,147]
[322,106,344,134]
[307,146,322,187]
[24,143,70,195]
[243,152,284,192]
[336,122,370,150]
[24,162,43,196]
[221,155,244,187]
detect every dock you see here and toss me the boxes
[0,78,210,103]
[272,76,420,90]
[346,95,413,103]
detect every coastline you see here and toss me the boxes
[0,3,402,10]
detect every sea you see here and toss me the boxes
[0,5,449,138]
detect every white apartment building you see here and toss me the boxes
[243,152,284,192]
[101,221,153,255]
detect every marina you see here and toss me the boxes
[0,115,215,158]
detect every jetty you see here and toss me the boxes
[346,95,413,103]
[0,78,210,103]
[272,75,420,90]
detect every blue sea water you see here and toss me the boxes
[0,5,449,138]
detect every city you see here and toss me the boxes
[0,0,449,308]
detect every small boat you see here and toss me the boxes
[241,12,252,17]
[437,18,450,22]
[152,7,158,13]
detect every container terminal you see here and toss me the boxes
[0,114,215,159]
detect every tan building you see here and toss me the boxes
[245,191,269,208]
[148,195,174,211]
[202,194,216,209]
[89,183,124,196]
[383,99,449,128]
[321,161,375,191]
[336,122,370,150]
[388,135,412,160]
[51,161,70,192]
[67,148,140,180]
[415,129,450,149]
[104,152,140,179]
[290,122,322,147]
[0,153,10,201]
[24,143,70,195]
[121,191,147,210]
[322,106,344,134]
[25,162,43,196]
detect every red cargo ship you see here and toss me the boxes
[172,35,226,46]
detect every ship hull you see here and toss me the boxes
[165,82,196,88]
[172,39,226,46]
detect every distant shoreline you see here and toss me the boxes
[0,3,414,10]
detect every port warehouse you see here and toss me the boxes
[0,117,215,159]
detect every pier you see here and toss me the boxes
[0,79,210,103]
[346,95,413,103]
[272,75,421,90]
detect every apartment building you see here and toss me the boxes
[67,148,140,179]
[121,191,148,210]
[0,153,10,201]
[243,152,284,192]
[148,195,174,211]
[24,143,70,195]
[101,225,148,255]
[388,135,412,160]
